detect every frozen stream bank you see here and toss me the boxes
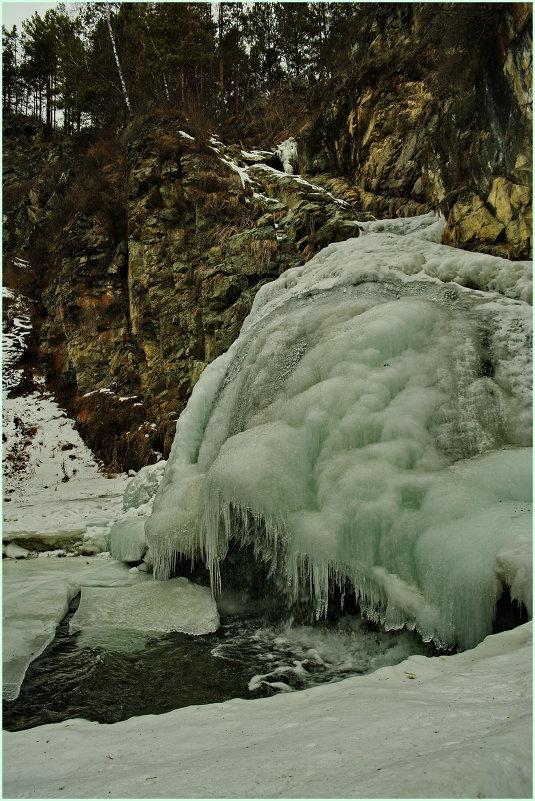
[3,622,531,799]
[3,209,532,798]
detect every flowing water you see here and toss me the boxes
[3,593,441,732]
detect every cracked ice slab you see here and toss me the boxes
[69,577,220,650]
[2,557,150,700]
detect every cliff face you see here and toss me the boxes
[2,3,531,470]
[300,3,532,259]
[4,119,366,468]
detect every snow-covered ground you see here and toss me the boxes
[3,286,129,555]
[2,286,131,698]
[2,154,532,798]
[2,375,128,550]
[3,623,531,799]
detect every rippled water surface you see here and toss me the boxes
[4,596,440,732]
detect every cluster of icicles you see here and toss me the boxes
[138,215,532,651]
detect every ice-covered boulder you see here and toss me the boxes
[145,219,532,650]
[109,516,147,563]
[123,460,166,512]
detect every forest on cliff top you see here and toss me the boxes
[3,1,507,138]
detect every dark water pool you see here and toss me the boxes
[3,594,441,732]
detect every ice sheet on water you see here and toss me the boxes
[69,577,220,649]
[2,557,150,699]
[145,223,532,649]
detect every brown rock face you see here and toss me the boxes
[300,3,532,259]
[3,6,531,469]
[9,118,365,469]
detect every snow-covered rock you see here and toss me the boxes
[122,460,166,512]
[3,542,32,559]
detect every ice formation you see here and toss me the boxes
[145,215,532,649]
[123,460,167,512]
[110,516,147,562]
[110,460,167,562]
[2,557,150,700]
[70,577,220,646]
[276,137,298,174]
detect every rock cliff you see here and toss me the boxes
[300,2,532,259]
[2,3,531,470]
[3,119,369,468]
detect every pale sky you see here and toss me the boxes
[2,2,62,31]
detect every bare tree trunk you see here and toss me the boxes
[148,32,169,101]
[106,10,133,114]
[218,3,224,109]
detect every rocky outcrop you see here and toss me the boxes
[2,5,531,469]
[299,3,532,259]
[13,118,366,469]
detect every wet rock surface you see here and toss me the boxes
[299,3,532,260]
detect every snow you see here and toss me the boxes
[2,287,137,697]
[69,576,220,648]
[3,622,531,798]
[2,288,33,391]
[2,381,128,553]
[2,556,151,701]
[251,161,352,207]
[3,542,31,559]
[216,138,352,210]
[219,155,257,189]
[122,459,166,511]
[241,147,277,160]
[2,306,129,554]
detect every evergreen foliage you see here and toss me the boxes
[2,2,365,131]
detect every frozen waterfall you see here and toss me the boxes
[145,214,532,650]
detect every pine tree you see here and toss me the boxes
[274,2,315,83]
[21,11,57,127]
[76,2,135,122]
[2,25,20,114]
[55,12,90,133]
